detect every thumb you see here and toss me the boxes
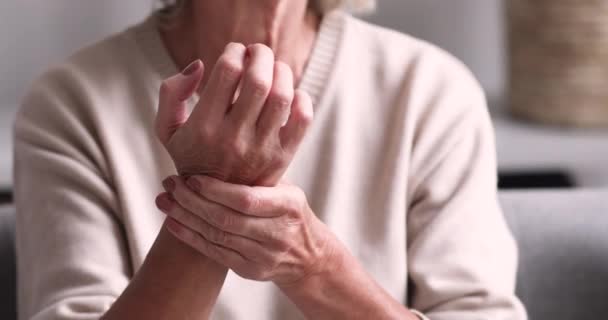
[156,59,204,145]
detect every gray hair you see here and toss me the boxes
[159,0,376,16]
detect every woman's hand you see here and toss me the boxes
[155,175,345,286]
[155,43,313,186]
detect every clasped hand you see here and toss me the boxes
[154,42,341,286]
[157,176,337,285]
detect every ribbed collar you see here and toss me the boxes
[297,10,346,107]
[131,10,346,108]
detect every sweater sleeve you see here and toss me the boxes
[405,64,526,319]
[14,70,131,320]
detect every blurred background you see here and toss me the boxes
[1,2,608,320]
[1,0,608,199]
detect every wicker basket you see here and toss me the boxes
[507,1,608,127]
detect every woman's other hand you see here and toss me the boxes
[155,43,313,186]
[155,175,344,287]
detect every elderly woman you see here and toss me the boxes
[14,0,526,319]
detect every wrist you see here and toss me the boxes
[150,223,229,276]
[277,221,348,295]
[274,220,417,320]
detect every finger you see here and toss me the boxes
[156,60,204,145]
[193,43,246,125]
[229,44,275,128]
[186,176,300,218]
[166,217,247,269]
[157,192,209,237]
[163,176,271,240]
[256,61,294,138]
[279,89,314,153]
[160,200,272,262]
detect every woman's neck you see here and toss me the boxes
[160,1,320,85]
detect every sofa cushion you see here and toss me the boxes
[501,190,608,320]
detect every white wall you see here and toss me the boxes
[0,0,151,186]
[0,0,506,186]
[367,0,506,107]
[0,0,151,115]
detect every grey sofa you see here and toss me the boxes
[1,190,607,320]
[0,204,15,320]
[501,190,608,319]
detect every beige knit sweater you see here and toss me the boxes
[14,10,526,320]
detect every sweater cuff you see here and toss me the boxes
[411,309,430,320]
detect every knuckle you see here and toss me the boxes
[297,106,313,125]
[221,128,244,149]
[196,176,210,190]
[225,42,246,53]
[268,157,289,173]
[250,43,273,56]
[247,73,271,97]
[197,123,215,141]
[217,56,244,82]
[238,192,260,212]
[226,136,248,158]
[255,151,273,168]
[274,60,291,74]
[293,188,308,207]
[267,90,292,111]
[159,80,171,97]
[282,198,301,218]
[294,92,314,122]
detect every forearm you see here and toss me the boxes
[279,247,419,320]
[103,222,228,319]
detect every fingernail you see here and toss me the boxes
[155,194,173,211]
[186,177,201,193]
[182,60,201,76]
[162,177,176,193]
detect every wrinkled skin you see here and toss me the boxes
[155,42,313,186]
